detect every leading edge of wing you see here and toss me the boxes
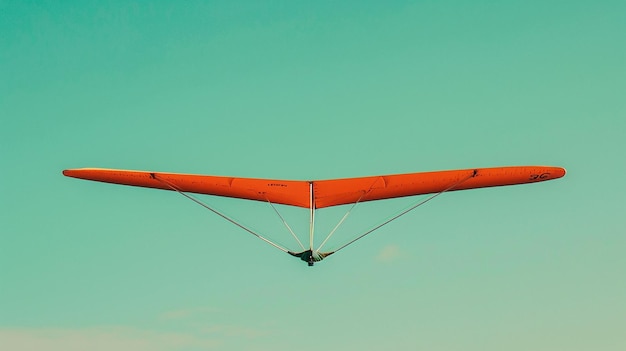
[62,168,312,208]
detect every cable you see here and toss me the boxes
[266,198,305,250]
[150,173,290,253]
[332,170,477,253]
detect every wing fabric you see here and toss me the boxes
[63,166,565,209]
[313,166,565,208]
[62,168,311,208]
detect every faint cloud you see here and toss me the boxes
[158,306,268,340]
[0,327,218,351]
[201,324,267,338]
[375,244,404,263]
[159,306,216,321]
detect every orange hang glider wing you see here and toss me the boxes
[63,166,565,209]
[62,168,311,208]
[313,166,565,208]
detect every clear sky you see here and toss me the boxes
[1,1,625,350]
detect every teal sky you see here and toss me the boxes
[1,1,625,350]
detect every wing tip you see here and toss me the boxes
[62,169,76,177]
[553,166,567,179]
[62,168,106,179]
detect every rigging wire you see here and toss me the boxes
[150,169,477,261]
[316,191,366,252]
[266,198,305,250]
[150,173,290,253]
[332,170,477,253]
[316,176,383,252]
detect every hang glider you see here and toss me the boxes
[63,166,565,266]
